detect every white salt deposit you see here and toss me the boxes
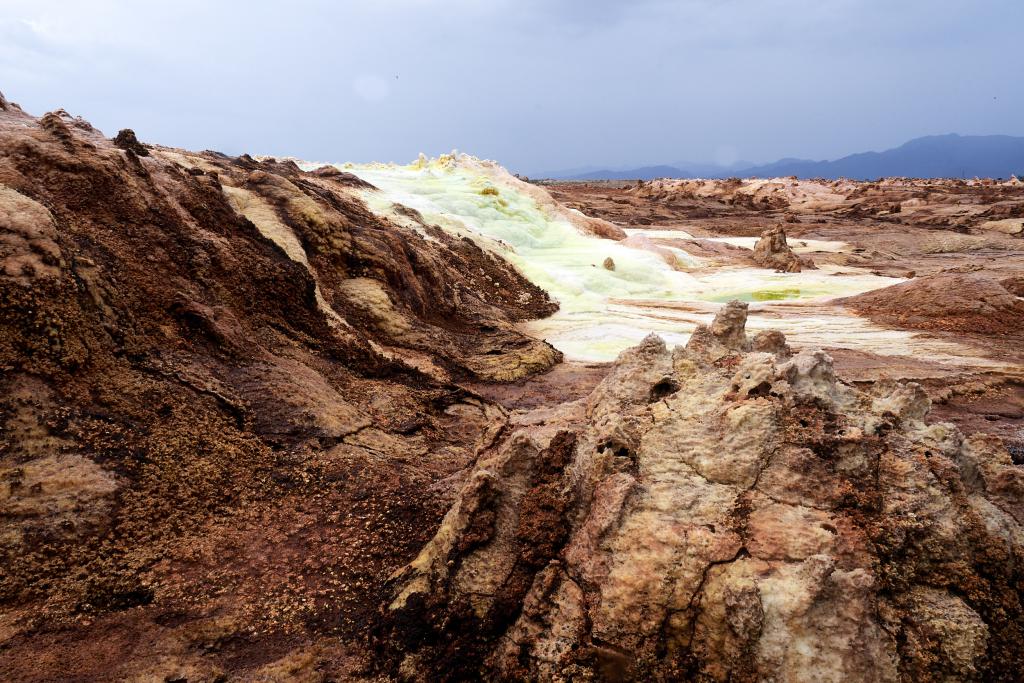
[621,228,851,254]
[296,154,996,366]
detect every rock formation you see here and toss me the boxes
[3,97,1024,681]
[111,128,150,156]
[841,272,1024,335]
[0,102,559,679]
[626,175,1024,233]
[751,225,815,272]
[1002,275,1024,297]
[385,302,1024,681]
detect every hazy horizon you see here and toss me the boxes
[2,0,1021,176]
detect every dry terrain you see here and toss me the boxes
[2,92,1023,681]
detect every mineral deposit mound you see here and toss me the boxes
[2,94,1024,682]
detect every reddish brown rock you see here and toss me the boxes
[111,128,149,156]
[4,95,1024,682]
[841,271,1024,335]
[1002,274,1024,297]
[0,99,557,680]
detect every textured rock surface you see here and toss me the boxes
[841,272,1024,335]
[0,101,556,680]
[386,303,1024,681]
[2,95,1024,681]
[544,178,1024,288]
[626,176,1024,233]
[1002,275,1024,297]
[751,225,816,272]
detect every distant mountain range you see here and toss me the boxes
[541,134,1024,181]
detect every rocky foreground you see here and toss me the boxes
[1,94,1023,681]
[388,302,1024,681]
[0,94,557,680]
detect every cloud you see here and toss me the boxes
[0,0,1021,173]
[0,18,44,49]
[0,17,64,60]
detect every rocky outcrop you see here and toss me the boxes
[1002,275,1024,297]
[631,177,846,214]
[385,301,1024,681]
[751,225,816,272]
[4,96,1024,681]
[0,101,559,679]
[841,272,1024,335]
[620,176,1024,240]
[979,218,1024,236]
[111,128,149,156]
[1,105,560,385]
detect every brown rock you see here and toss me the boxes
[0,94,562,680]
[112,128,150,156]
[840,272,1024,335]
[1002,275,1024,297]
[308,164,375,188]
[751,225,816,272]
[387,303,1024,681]
[5,94,1024,683]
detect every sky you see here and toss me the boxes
[1,0,1021,175]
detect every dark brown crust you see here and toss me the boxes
[0,104,557,681]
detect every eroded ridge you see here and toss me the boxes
[386,301,1024,681]
[0,95,559,680]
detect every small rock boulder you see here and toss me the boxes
[112,128,150,157]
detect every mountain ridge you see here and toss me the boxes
[544,134,1024,180]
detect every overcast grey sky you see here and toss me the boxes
[1,0,1021,174]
